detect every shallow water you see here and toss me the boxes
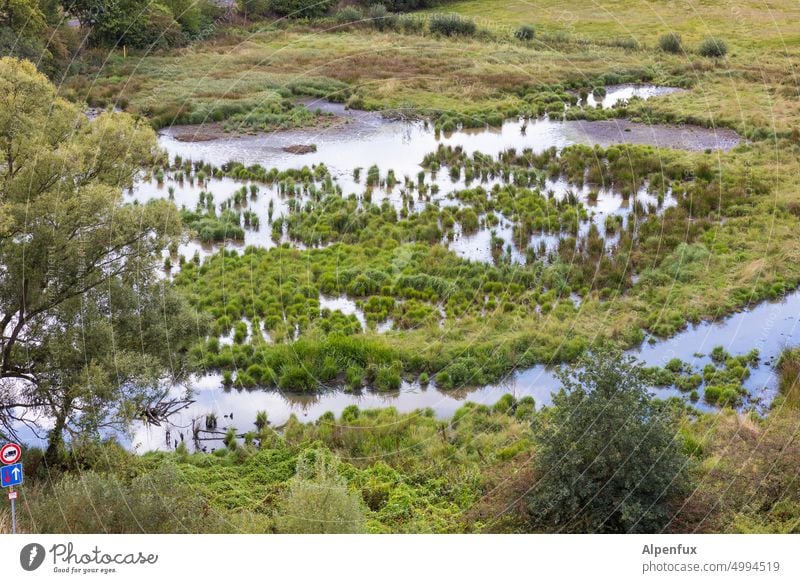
[580,84,684,108]
[124,289,800,452]
[12,86,764,452]
[159,104,736,198]
[137,88,693,266]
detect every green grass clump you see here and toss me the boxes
[658,32,682,54]
[698,37,728,58]
[514,25,535,41]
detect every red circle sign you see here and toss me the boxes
[0,443,21,465]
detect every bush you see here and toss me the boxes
[527,350,690,533]
[269,0,335,18]
[276,449,366,533]
[397,13,425,34]
[335,6,363,25]
[23,465,228,533]
[368,4,397,31]
[698,37,728,58]
[238,0,271,18]
[429,13,477,37]
[658,32,682,54]
[515,25,535,41]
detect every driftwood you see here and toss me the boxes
[138,397,194,426]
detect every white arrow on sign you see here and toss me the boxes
[11,466,20,479]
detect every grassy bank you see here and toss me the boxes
[12,379,800,533]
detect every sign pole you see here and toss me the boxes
[10,487,15,534]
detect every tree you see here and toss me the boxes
[276,448,366,533]
[526,350,690,533]
[63,0,186,48]
[267,0,334,19]
[0,58,200,461]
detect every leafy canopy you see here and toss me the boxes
[527,349,690,533]
[0,57,200,456]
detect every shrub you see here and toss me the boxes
[237,0,271,18]
[527,350,690,533]
[658,32,682,54]
[515,25,535,41]
[429,13,477,37]
[335,6,363,25]
[23,465,228,533]
[397,13,425,34]
[698,37,728,58]
[368,4,396,31]
[276,449,366,533]
[268,0,335,18]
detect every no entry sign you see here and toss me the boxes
[0,443,21,465]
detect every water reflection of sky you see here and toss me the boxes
[118,289,800,452]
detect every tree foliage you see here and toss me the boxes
[63,0,218,48]
[0,57,200,459]
[526,350,690,533]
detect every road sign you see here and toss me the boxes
[1,463,23,487]
[1,443,21,465]
[8,491,17,500]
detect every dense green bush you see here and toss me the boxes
[237,0,271,17]
[334,5,364,25]
[69,0,218,49]
[698,37,728,58]
[368,3,397,31]
[658,32,682,54]
[23,465,230,533]
[527,351,690,533]
[268,0,335,18]
[515,25,535,41]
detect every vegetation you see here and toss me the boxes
[0,0,81,75]
[66,0,220,49]
[276,448,367,533]
[0,58,201,460]
[658,32,682,54]
[527,351,689,533]
[428,13,477,36]
[9,346,800,533]
[4,0,800,536]
[698,37,728,58]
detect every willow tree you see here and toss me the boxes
[0,57,199,461]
